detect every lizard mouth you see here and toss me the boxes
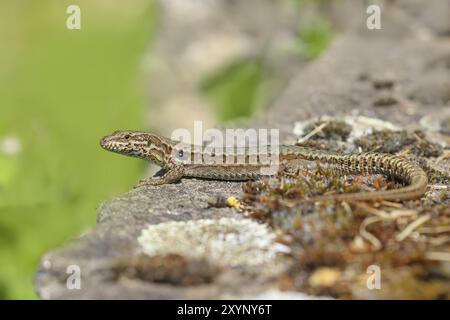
[100,136,137,156]
[100,136,119,151]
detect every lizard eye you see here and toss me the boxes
[124,134,130,140]
[178,150,184,158]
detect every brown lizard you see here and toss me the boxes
[100,130,428,202]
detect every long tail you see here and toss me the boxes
[302,150,428,202]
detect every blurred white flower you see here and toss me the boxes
[0,136,22,156]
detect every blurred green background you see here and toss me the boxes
[0,0,331,299]
[0,0,155,299]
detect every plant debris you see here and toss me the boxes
[240,154,449,299]
[354,130,442,157]
[301,120,352,142]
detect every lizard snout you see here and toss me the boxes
[100,135,114,150]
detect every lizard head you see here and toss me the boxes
[100,130,173,166]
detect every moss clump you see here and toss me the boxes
[241,166,450,299]
[302,120,352,141]
[354,130,442,157]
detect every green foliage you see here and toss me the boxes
[0,1,155,299]
[201,59,266,122]
[294,18,333,60]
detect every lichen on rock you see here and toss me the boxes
[137,217,290,276]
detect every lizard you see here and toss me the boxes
[100,130,428,202]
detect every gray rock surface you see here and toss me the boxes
[35,1,450,299]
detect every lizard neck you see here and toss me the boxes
[144,141,174,168]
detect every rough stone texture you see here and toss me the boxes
[35,1,449,299]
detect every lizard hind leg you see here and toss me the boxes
[133,165,185,188]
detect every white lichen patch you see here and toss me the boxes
[137,217,290,275]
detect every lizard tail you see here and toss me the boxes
[307,152,429,202]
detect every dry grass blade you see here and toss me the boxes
[359,216,382,250]
[425,251,450,262]
[396,214,430,242]
[297,121,329,144]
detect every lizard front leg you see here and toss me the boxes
[133,165,185,188]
